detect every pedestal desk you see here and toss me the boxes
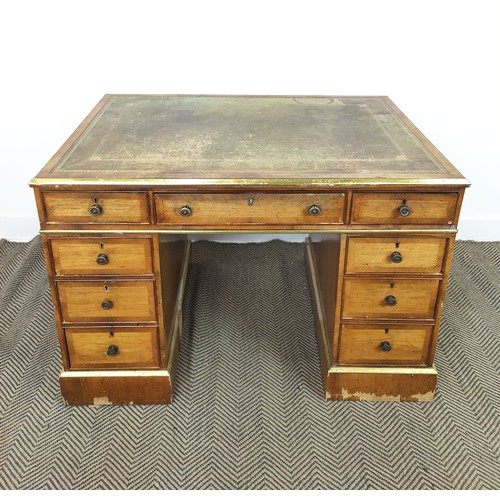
[30,95,469,405]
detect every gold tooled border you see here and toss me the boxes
[29,177,471,187]
[40,228,458,235]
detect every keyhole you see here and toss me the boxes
[395,242,400,249]
[104,285,109,292]
[402,198,407,205]
[109,331,114,338]
[385,328,389,335]
[99,242,104,249]
[390,282,395,288]
[94,197,98,203]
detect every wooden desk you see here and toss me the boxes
[30,95,469,404]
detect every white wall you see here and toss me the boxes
[1,0,498,242]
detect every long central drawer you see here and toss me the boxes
[155,192,346,225]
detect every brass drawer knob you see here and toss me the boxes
[101,300,113,310]
[391,251,403,263]
[179,205,192,217]
[399,203,412,217]
[380,341,392,352]
[309,204,321,216]
[90,203,103,216]
[107,344,119,357]
[384,295,397,307]
[96,253,109,265]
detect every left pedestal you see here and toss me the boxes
[39,222,190,406]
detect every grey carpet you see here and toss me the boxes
[0,237,498,490]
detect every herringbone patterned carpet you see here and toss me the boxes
[0,237,498,489]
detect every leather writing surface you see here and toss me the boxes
[41,95,463,182]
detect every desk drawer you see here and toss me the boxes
[66,327,159,369]
[155,192,345,225]
[351,192,457,225]
[346,236,447,274]
[342,278,440,319]
[57,280,156,323]
[338,324,432,366]
[50,237,153,276]
[43,191,150,224]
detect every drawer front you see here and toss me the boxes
[338,324,432,365]
[351,192,458,225]
[346,236,447,274]
[57,280,156,323]
[65,327,159,369]
[155,192,345,225]
[43,191,150,224]
[342,278,440,319]
[51,238,153,276]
